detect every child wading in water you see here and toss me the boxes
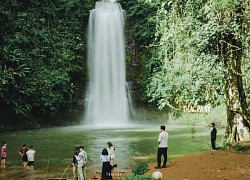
[1,142,7,168]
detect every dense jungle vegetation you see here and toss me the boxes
[1,0,250,139]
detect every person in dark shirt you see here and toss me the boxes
[19,144,28,167]
[72,147,79,180]
[210,123,217,150]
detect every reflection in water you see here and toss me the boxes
[0,126,222,173]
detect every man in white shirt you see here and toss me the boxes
[155,125,169,169]
[26,146,36,169]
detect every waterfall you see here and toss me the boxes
[85,2,129,127]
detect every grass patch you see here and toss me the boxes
[117,175,154,180]
[234,143,250,151]
[132,162,149,175]
[115,162,153,180]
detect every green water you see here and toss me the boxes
[0,125,223,171]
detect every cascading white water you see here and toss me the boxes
[85,2,129,127]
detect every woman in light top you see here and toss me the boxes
[107,142,116,167]
[100,148,112,180]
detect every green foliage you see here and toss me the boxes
[116,162,153,180]
[118,0,168,106]
[146,0,250,114]
[132,162,149,176]
[0,47,32,116]
[23,69,73,115]
[2,0,250,128]
[117,175,154,180]
[234,143,250,151]
[120,0,164,46]
[0,0,94,118]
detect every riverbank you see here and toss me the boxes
[1,149,250,179]
[0,165,129,179]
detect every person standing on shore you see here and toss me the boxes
[72,147,79,180]
[75,146,87,180]
[210,123,217,150]
[155,125,169,169]
[100,148,113,180]
[107,142,116,167]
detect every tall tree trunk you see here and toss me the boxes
[223,33,250,143]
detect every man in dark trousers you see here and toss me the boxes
[210,123,217,150]
[72,147,79,180]
[155,125,169,169]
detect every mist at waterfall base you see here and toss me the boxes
[85,2,130,128]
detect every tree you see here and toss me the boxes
[218,1,250,142]
[147,0,250,143]
[0,0,95,122]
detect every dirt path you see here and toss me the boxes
[147,150,250,180]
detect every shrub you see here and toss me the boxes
[132,162,149,176]
[234,143,250,152]
[117,175,154,180]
